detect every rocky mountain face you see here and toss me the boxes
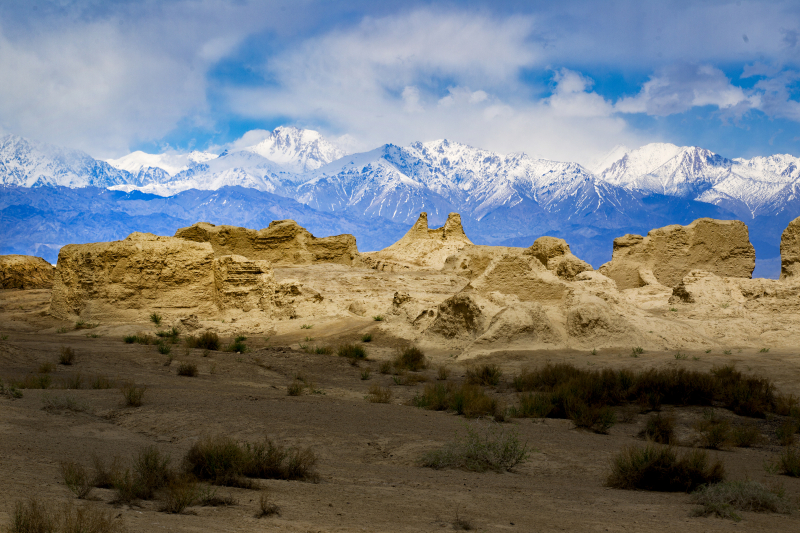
[2,128,799,277]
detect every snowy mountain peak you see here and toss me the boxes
[106,150,218,177]
[244,126,347,173]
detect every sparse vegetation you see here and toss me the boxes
[73,320,98,330]
[0,334,8,340]
[58,346,76,365]
[255,489,280,518]
[160,478,199,514]
[674,352,688,360]
[185,331,220,351]
[0,380,23,399]
[123,334,137,344]
[224,338,247,353]
[436,365,450,381]
[776,418,798,446]
[373,315,384,321]
[379,361,392,374]
[639,413,674,444]
[300,344,332,354]
[157,341,172,355]
[150,312,162,326]
[121,382,146,407]
[300,324,313,329]
[759,347,770,353]
[360,368,370,380]
[60,461,93,499]
[421,423,529,473]
[42,394,88,413]
[365,384,392,403]
[7,498,126,533]
[730,424,762,447]
[361,333,373,342]
[177,362,198,377]
[606,444,724,492]
[778,446,800,476]
[695,409,731,449]
[38,362,55,374]
[92,455,123,489]
[393,346,427,371]
[465,364,501,386]
[631,346,644,356]
[337,343,367,360]
[691,480,793,520]
[413,382,504,421]
[287,373,316,396]
[182,435,318,486]
[510,363,795,422]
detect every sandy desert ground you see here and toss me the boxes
[2,284,800,532]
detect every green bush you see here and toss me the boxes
[393,346,427,371]
[185,331,220,351]
[123,335,137,344]
[606,444,724,492]
[361,333,373,343]
[150,312,162,326]
[337,343,367,360]
[60,461,92,499]
[421,423,529,473]
[157,342,171,355]
[413,382,503,421]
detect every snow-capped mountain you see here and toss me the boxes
[107,150,218,176]
[0,134,129,188]
[243,126,346,174]
[595,143,800,218]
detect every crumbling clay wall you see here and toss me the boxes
[599,218,755,290]
[0,254,55,289]
[781,216,800,280]
[364,212,473,271]
[175,220,360,266]
[50,233,284,322]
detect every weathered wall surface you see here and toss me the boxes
[0,255,54,289]
[781,216,800,280]
[175,220,360,266]
[599,218,755,290]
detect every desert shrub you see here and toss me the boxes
[465,364,502,386]
[255,489,280,518]
[15,373,52,390]
[92,455,123,489]
[90,375,113,390]
[123,335,136,344]
[566,400,616,434]
[393,346,427,371]
[437,365,450,381]
[198,486,237,506]
[512,392,553,418]
[183,435,318,487]
[7,498,56,533]
[177,362,198,377]
[639,413,674,444]
[730,424,762,447]
[337,343,367,360]
[365,384,392,403]
[510,362,789,422]
[132,446,172,499]
[373,315,384,321]
[606,444,724,492]
[695,410,731,449]
[61,502,126,533]
[160,478,199,514]
[360,369,370,380]
[691,480,793,520]
[361,333,372,342]
[60,461,93,499]
[157,342,171,355]
[379,361,392,374]
[224,339,247,353]
[185,331,220,351]
[300,344,332,355]
[421,423,529,473]
[0,380,23,399]
[413,382,503,421]
[39,362,55,374]
[778,446,800,477]
[121,382,146,407]
[58,346,76,366]
[62,373,83,390]
[150,312,162,326]
[287,374,315,396]
[42,394,88,413]
[776,419,798,446]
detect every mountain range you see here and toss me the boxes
[2,126,798,278]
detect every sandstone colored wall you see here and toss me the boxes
[781,216,800,280]
[364,212,473,270]
[0,254,55,289]
[174,220,360,266]
[50,233,218,320]
[524,236,592,281]
[599,218,755,290]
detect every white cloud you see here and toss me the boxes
[615,64,754,116]
[225,11,643,165]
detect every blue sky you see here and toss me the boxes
[0,0,799,165]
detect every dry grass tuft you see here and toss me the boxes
[606,443,724,492]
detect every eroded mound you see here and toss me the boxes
[364,212,472,270]
[0,254,54,289]
[175,220,360,266]
[599,218,755,290]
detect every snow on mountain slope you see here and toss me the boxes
[107,150,218,176]
[244,126,347,174]
[596,144,800,217]
[109,150,290,196]
[0,134,129,188]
